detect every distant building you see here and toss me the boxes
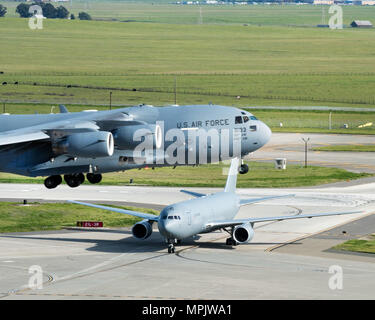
[351,20,373,27]
[313,0,334,4]
[361,0,375,4]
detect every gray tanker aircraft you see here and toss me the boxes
[0,104,271,189]
[70,158,361,253]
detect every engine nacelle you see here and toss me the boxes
[53,131,114,158]
[233,223,254,244]
[114,124,162,150]
[131,220,153,240]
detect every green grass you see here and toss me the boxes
[0,11,375,109]
[0,161,371,188]
[313,145,375,152]
[0,202,157,233]
[333,235,375,254]
[3,1,375,26]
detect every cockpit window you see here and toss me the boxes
[235,116,243,124]
[243,116,249,123]
[250,116,258,120]
[168,216,173,220]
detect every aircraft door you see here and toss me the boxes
[186,211,191,225]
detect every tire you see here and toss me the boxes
[64,175,80,188]
[239,164,249,174]
[44,175,62,189]
[87,173,102,184]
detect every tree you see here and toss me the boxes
[16,3,31,18]
[78,12,91,20]
[56,6,69,19]
[41,3,56,19]
[0,5,6,17]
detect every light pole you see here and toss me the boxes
[302,137,310,168]
[109,91,112,110]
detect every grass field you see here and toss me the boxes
[313,144,375,152]
[0,2,375,136]
[0,4,375,112]
[0,202,156,233]
[3,1,375,26]
[0,161,371,188]
[333,235,375,254]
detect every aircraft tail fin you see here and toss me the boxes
[59,104,69,113]
[224,158,240,193]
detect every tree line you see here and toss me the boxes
[0,2,91,20]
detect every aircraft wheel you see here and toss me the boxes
[168,244,175,254]
[44,175,62,189]
[77,173,85,184]
[226,238,237,246]
[87,173,102,184]
[239,164,249,174]
[64,174,81,188]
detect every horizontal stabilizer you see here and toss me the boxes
[240,194,295,206]
[180,190,206,198]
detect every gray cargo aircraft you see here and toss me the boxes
[0,104,271,189]
[70,158,361,253]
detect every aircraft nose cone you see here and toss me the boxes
[158,219,178,239]
[259,122,272,147]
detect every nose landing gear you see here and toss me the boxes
[166,239,180,253]
[239,163,249,174]
[168,244,175,254]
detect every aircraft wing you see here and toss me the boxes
[0,111,142,147]
[0,130,50,146]
[68,200,159,221]
[180,190,207,198]
[239,194,295,206]
[205,210,362,230]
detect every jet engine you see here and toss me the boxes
[53,131,114,158]
[131,220,153,240]
[233,223,254,244]
[114,124,162,150]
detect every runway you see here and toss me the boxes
[0,181,374,299]
[249,132,375,173]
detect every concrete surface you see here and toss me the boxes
[249,132,375,173]
[0,180,374,299]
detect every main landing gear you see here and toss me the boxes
[43,173,103,189]
[224,227,238,246]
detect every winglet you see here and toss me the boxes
[224,158,240,193]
